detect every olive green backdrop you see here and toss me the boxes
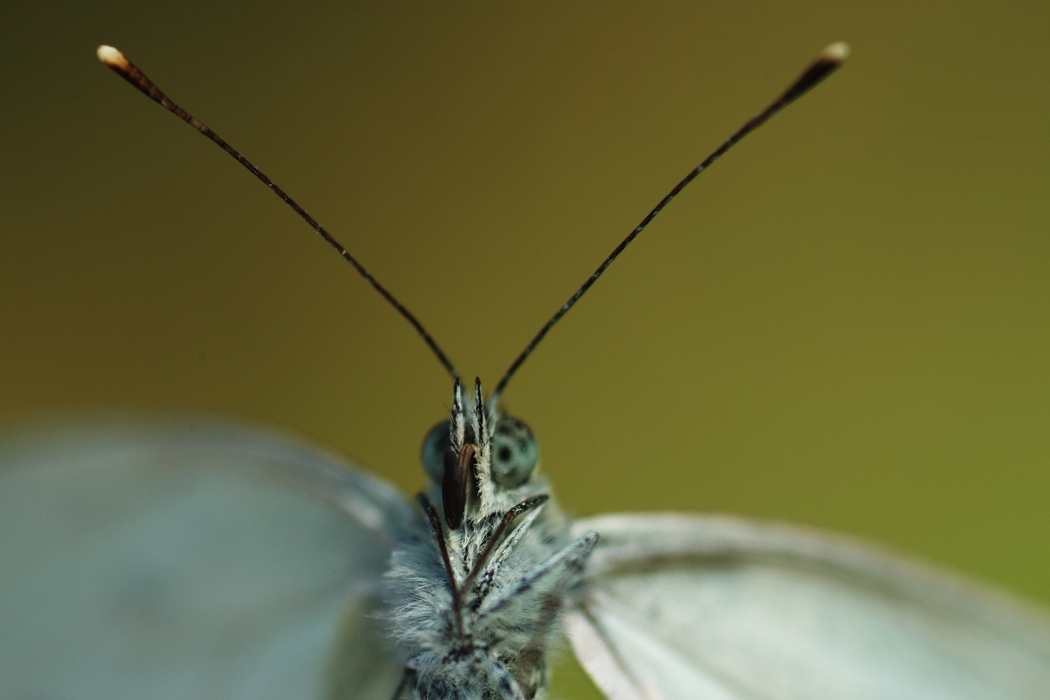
[1,2,1047,696]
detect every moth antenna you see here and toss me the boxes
[490,42,850,404]
[95,45,460,382]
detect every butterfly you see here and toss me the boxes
[1,41,1048,700]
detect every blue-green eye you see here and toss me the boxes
[491,417,538,488]
[421,420,451,485]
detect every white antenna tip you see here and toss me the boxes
[822,42,851,63]
[96,45,129,70]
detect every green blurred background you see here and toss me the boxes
[1,1,1047,696]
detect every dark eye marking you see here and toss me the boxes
[490,417,539,488]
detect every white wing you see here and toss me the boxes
[567,514,1050,700]
[0,418,416,700]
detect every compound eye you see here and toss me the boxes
[421,420,452,485]
[490,417,539,488]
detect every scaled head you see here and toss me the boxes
[421,379,541,530]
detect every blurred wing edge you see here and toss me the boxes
[565,513,1050,700]
[0,414,417,700]
[0,413,418,539]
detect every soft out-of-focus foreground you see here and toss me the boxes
[1,2,1047,697]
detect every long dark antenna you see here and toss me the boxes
[96,45,459,382]
[491,42,850,404]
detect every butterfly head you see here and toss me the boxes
[388,377,586,699]
[421,378,542,530]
